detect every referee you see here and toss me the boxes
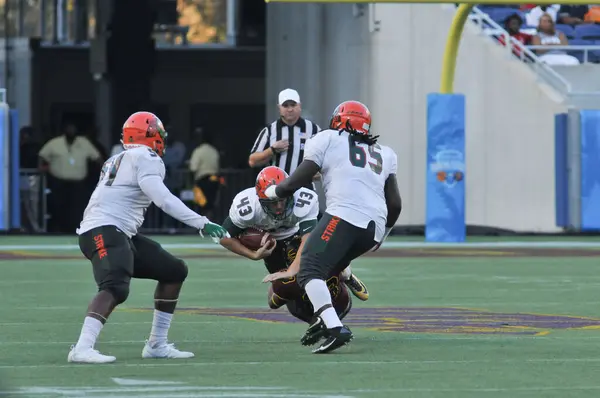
[248,88,320,186]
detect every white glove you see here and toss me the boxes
[264,185,279,199]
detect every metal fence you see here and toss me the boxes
[19,168,49,233]
[18,167,257,234]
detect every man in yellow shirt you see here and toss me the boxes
[38,123,103,233]
[189,129,220,220]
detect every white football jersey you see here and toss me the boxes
[229,186,319,240]
[77,146,166,237]
[303,129,398,242]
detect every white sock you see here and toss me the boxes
[340,266,352,281]
[305,279,343,329]
[75,316,103,350]
[148,310,173,346]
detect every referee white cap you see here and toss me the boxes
[278,88,301,105]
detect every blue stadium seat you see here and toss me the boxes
[483,8,525,25]
[555,24,575,39]
[575,24,600,40]
[567,39,595,63]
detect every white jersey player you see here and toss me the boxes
[68,111,229,364]
[263,101,402,353]
[219,166,370,323]
[227,185,319,241]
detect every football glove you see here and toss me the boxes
[200,222,230,243]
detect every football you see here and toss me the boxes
[237,228,275,251]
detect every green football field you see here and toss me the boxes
[2,235,600,397]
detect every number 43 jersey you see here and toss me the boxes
[77,146,166,237]
[229,186,319,240]
[303,129,398,242]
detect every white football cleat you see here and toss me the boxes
[142,340,195,359]
[67,345,116,364]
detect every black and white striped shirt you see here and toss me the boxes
[250,118,320,175]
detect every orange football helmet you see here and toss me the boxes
[255,166,294,220]
[121,111,168,157]
[329,100,372,135]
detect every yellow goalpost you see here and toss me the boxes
[265,0,596,94]
[264,0,593,242]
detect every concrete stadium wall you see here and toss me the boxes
[266,3,568,232]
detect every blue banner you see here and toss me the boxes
[554,113,568,228]
[580,110,600,230]
[425,93,466,242]
[10,110,19,229]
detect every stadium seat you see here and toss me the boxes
[575,24,600,40]
[482,8,525,25]
[567,39,595,63]
[555,24,575,39]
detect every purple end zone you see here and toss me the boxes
[168,307,600,335]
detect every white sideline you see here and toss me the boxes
[1,240,600,251]
[3,356,600,370]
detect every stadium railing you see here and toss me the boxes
[18,169,48,233]
[17,167,256,234]
[467,7,600,103]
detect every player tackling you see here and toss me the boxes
[263,101,402,353]
[68,111,229,364]
[218,166,368,323]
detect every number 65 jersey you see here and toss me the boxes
[77,146,166,237]
[303,129,398,243]
[228,187,319,240]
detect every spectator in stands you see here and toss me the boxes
[38,122,102,233]
[558,5,589,25]
[584,6,600,23]
[525,5,560,27]
[531,13,580,65]
[499,13,532,57]
[19,126,40,169]
[189,127,220,221]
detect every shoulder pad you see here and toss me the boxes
[293,188,319,219]
[230,188,258,225]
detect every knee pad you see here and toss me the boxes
[170,260,188,283]
[267,284,286,309]
[102,282,130,304]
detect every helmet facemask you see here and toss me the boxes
[259,196,294,221]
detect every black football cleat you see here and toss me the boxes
[312,326,353,354]
[300,316,327,346]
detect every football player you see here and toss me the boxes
[68,111,229,364]
[219,166,369,323]
[263,101,402,353]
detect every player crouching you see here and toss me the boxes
[68,111,229,364]
[218,166,369,322]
